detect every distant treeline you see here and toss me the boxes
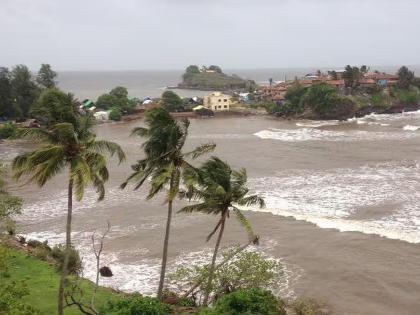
[0,64,57,119]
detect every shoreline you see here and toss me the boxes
[15,208,420,315]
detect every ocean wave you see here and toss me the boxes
[23,230,298,297]
[253,128,417,142]
[19,185,144,223]
[348,110,420,124]
[403,125,420,131]
[248,161,420,244]
[295,120,339,128]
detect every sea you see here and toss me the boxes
[2,68,420,314]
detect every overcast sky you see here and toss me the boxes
[1,0,419,71]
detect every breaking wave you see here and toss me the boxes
[248,161,420,243]
[254,128,417,142]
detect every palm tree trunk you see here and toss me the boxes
[58,177,73,315]
[157,177,175,300]
[203,212,227,306]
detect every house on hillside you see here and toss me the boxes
[203,92,235,111]
[365,73,399,87]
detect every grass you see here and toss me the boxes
[1,245,121,315]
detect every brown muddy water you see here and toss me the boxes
[3,114,420,315]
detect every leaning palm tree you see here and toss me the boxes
[121,107,215,300]
[179,157,265,305]
[12,115,125,315]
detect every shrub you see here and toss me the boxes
[199,288,286,315]
[0,281,41,314]
[161,91,184,112]
[109,107,122,121]
[0,246,11,277]
[0,122,17,139]
[50,244,82,275]
[99,294,171,315]
[289,298,330,315]
[169,249,283,305]
[26,239,46,248]
[33,246,51,261]
[396,88,420,105]
[302,83,356,119]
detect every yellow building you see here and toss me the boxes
[203,92,235,111]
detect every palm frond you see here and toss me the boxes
[177,202,209,214]
[131,127,149,137]
[237,194,266,208]
[232,206,256,241]
[88,140,126,163]
[71,158,92,201]
[168,168,180,201]
[18,128,55,143]
[92,174,106,201]
[184,143,216,159]
[147,163,174,200]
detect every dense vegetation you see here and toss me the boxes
[0,64,56,119]
[264,65,420,120]
[95,86,139,120]
[179,65,257,91]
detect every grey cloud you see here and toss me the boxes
[1,0,419,70]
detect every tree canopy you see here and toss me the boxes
[30,89,78,126]
[96,86,137,114]
[36,64,57,89]
[10,65,40,118]
[161,90,183,112]
[397,66,415,90]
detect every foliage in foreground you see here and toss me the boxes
[99,294,171,315]
[199,288,286,315]
[0,162,22,234]
[169,249,283,305]
[0,244,120,315]
[290,298,330,315]
[0,122,18,139]
[0,281,41,315]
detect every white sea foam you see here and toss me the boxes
[403,125,420,131]
[23,229,298,297]
[19,185,143,223]
[295,120,339,128]
[254,128,417,142]
[249,161,420,243]
[348,110,420,124]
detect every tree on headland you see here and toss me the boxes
[12,115,125,315]
[36,64,57,89]
[121,107,215,300]
[208,65,222,73]
[161,90,183,112]
[10,65,40,118]
[30,89,78,127]
[0,68,13,118]
[96,86,137,115]
[186,65,200,74]
[180,157,265,305]
[343,65,361,93]
[397,66,415,90]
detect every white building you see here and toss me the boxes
[203,92,235,111]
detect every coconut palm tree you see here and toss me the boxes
[12,115,125,315]
[179,157,265,305]
[121,107,215,300]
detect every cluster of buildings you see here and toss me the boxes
[261,70,399,103]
